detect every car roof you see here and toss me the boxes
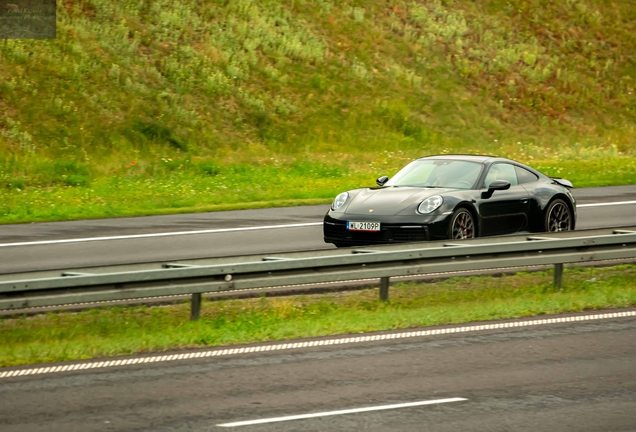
[416,154,500,163]
[416,154,545,176]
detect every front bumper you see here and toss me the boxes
[323,213,451,246]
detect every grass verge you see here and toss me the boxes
[1,151,634,224]
[1,265,635,368]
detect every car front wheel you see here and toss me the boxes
[448,208,476,240]
[545,199,572,232]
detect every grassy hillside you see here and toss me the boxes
[1,0,635,223]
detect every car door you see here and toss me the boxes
[478,163,530,236]
[515,165,544,232]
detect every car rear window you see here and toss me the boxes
[515,166,539,184]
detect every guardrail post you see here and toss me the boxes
[190,293,202,321]
[379,277,390,301]
[554,263,563,289]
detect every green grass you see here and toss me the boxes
[1,0,635,223]
[1,151,634,223]
[2,265,635,367]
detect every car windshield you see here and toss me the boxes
[385,159,482,189]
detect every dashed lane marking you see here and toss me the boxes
[0,199,634,248]
[1,310,635,380]
[216,397,468,427]
[0,222,323,248]
[578,200,636,208]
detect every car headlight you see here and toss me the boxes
[418,195,443,214]
[331,192,349,210]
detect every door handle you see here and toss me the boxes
[521,199,529,203]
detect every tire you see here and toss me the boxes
[545,199,572,232]
[448,208,476,240]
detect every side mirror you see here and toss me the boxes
[376,176,389,187]
[481,180,510,198]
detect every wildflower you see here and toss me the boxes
[126,165,130,169]
[131,161,136,165]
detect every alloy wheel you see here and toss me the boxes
[547,201,571,232]
[452,210,475,239]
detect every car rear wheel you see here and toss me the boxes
[545,199,572,232]
[449,208,476,240]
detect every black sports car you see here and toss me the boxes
[324,155,576,247]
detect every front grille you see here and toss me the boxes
[350,230,387,242]
[324,222,345,238]
[324,221,429,244]
[389,226,429,242]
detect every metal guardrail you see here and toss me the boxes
[1,227,636,320]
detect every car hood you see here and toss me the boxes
[345,187,451,216]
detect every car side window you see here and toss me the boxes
[514,166,539,184]
[483,163,518,187]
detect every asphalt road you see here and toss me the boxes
[1,311,635,431]
[0,185,635,274]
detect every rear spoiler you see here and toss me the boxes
[551,178,573,188]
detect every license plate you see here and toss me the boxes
[347,221,381,232]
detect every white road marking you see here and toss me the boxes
[0,310,634,380]
[0,200,633,248]
[216,398,467,427]
[0,222,323,248]
[577,200,636,208]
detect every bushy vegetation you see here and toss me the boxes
[1,0,635,222]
